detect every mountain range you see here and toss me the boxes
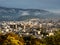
[0,7,60,21]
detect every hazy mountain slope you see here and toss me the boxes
[0,7,60,21]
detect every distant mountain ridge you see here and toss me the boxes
[0,7,60,21]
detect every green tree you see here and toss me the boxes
[45,30,60,45]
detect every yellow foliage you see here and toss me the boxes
[1,33,24,45]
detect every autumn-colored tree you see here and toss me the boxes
[0,32,24,45]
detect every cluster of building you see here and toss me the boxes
[0,18,60,39]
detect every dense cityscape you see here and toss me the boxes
[0,18,60,45]
[0,18,60,37]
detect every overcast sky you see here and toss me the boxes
[0,0,60,13]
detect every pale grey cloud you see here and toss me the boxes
[0,0,60,10]
[47,9,60,14]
